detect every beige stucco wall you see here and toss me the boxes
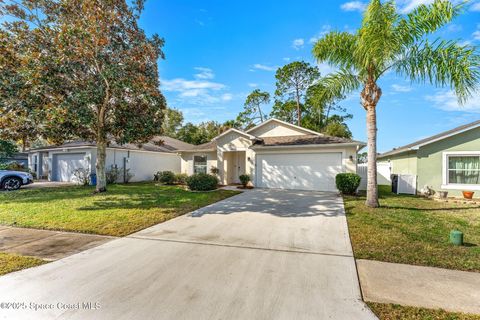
[248,122,308,137]
[180,151,218,176]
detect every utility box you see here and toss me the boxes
[450,230,463,246]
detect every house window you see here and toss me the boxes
[193,155,207,174]
[447,155,480,185]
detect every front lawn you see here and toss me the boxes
[344,186,480,272]
[0,183,239,236]
[368,302,480,320]
[0,253,46,276]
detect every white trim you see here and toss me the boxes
[380,121,480,157]
[245,118,322,136]
[218,147,248,152]
[251,142,361,150]
[441,184,480,191]
[442,151,480,188]
[413,124,480,149]
[212,128,256,141]
[192,153,208,175]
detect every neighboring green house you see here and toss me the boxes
[378,120,480,198]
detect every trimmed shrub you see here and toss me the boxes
[106,166,120,184]
[157,171,175,185]
[335,173,361,195]
[239,174,250,187]
[174,173,188,185]
[186,173,219,191]
[210,166,219,175]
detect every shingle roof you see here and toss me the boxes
[379,119,480,158]
[253,135,364,147]
[28,136,195,153]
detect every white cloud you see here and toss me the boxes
[309,25,332,44]
[470,1,480,11]
[194,67,214,80]
[317,62,336,75]
[292,38,305,50]
[426,90,480,113]
[398,0,463,13]
[340,1,367,12]
[221,93,233,101]
[473,25,480,40]
[283,57,291,62]
[248,83,258,88]
[397,0,433,13]
[446,24,462,33]
[252,64,278,72]
[161,68,234,106]
[391,84,412,92]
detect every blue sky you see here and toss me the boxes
[139,0,480,152]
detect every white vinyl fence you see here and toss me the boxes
[358,162,391,190]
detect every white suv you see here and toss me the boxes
[0,170,34,191]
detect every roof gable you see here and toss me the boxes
[212,128,256,141]
[246,118,322,137]
[379,119,480,158]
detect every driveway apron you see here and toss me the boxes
[0,189,376,320]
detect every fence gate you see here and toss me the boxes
[358,162,391,190]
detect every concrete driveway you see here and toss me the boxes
[0,190,376,320]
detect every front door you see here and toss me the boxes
[233,152,246,184]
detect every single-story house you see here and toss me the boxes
[177,118,365,192]
[378,119,480,197]
[27,136,194,182]
[0,152,28,168]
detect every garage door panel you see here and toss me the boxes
[257,153,342,191]
[53,153,87,182]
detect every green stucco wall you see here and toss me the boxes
[417,127,480,197]
[389,151,418,175]
[379,126,480,198]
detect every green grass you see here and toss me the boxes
[344,186,480,272]
[0,253,46,276]
[367,302,480,320]
[0,183,240,236]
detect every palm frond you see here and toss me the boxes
[315,69,361,103]
[394,39,480,103]
[312,31,358,70]
[396,0,463,46]
[356,0,400,72]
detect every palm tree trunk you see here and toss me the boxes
[365,104,379,208]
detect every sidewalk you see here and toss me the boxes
[0,226,114,260]
[357,259,480,315]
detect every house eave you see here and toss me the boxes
[251,142,364,150]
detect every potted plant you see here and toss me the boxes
[462,191,475,200]
[438,191,448,199]
[239,174,252,189]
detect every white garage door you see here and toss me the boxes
[256,152,343,191]
[53,153,87,182]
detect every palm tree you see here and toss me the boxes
[312,0,479,207]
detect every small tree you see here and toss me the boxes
[274,61,320,126]
[237,89,270,128]
[1,0,166,193]
[0,140,18,161]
